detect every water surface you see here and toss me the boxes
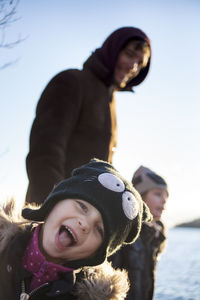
[154,227,200,300]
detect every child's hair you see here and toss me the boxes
[22,159,152,269]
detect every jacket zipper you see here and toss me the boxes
[20,280,49,300]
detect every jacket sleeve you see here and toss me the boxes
[157,222,167,256]
[26,70,82,204]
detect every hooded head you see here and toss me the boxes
[22,159,151,269]
[94,26,151,90]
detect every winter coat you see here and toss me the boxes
[109,221,166,300]
[0,205,129,300]
[26,54,117,205]
[25,27,151,205]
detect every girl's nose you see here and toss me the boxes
[78,219,89,233]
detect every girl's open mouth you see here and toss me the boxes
[56,225,77,249]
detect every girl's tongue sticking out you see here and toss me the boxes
[58,225,77,248]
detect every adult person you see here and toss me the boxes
[110,166,169,300]
[25,27,151,205]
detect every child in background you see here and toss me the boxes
[110,165,169,300]
[0,159,151,300]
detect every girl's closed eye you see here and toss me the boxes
[125,50,133,58]
[96,224,104,240]
[155,192,162,197]
[76,200,88,213]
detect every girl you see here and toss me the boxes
[0,159,151,300]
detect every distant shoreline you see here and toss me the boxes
[175,218,200,228]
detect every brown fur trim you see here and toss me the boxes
[73,261,130,300]
[0,198,29,254]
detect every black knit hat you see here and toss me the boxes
[22,159,151,268]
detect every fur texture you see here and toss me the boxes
[0,199,26,254]
[73,262,129,300]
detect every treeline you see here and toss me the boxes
[176,218,200,228]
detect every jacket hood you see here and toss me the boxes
[89,26,151,90]
[0,200,130,299]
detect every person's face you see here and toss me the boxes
[40,199,104,264]
[114,40,149,88]
[143,188,168,220]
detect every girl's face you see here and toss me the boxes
[40,199,104,264]
[143,188,168,220]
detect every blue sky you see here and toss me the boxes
[0,0,200,226]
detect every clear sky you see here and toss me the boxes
[0,0,200,227]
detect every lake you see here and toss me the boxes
[154,227,200,300]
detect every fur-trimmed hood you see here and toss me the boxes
[0,201,26,255]
[0,201,129,299]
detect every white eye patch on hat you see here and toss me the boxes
[98,173,139,220]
